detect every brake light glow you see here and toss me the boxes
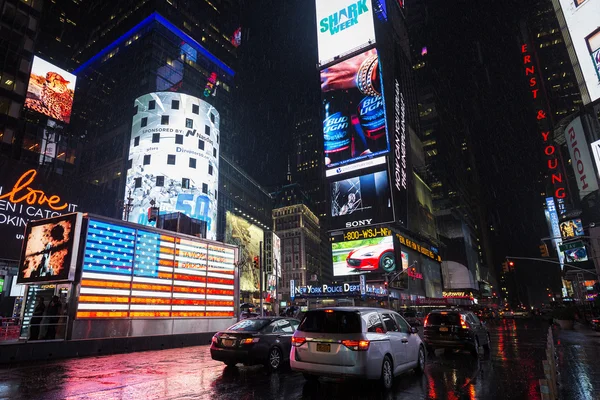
[292,336,307,347]
[460,315,469,329]
[325,309,334,313]
[423,316,429,328]
[241,338,260,344]
[342,340,370,351]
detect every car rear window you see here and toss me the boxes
[298,310,362,333]
[426,313,461,325]
[228,319,270,331]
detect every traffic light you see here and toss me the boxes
[253,256,259,269]
[507,260,515,271]
[502,261,509,273]
[539,244,549,257]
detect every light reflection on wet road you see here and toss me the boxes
[0,320,557,399]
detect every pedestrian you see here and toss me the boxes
[29,296,45,341]
[44,295,62,340]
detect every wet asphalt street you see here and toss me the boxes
[0,319,583,400]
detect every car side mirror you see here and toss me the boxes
[410,327,419,334]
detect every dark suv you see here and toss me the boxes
[423,310,490,357]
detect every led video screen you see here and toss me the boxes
[332,235,395,276]
[321,48,389,169]
[559,218,584,239]
[329,168,393,230]
[558,0,600,104]
[17,213,82,284]
[24,56,76,124]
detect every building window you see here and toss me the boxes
[192,104,199,114]
[198,139,205,150]
[167,154,176,165]
[213,148,217,157]
[134,136,140,146]
[175,134,183,144]
[152,133,160,143]
[156,176,164,186]
[172,100,179,110]
[210,113,215,123]
[161,115,169,125]
[182,178,190,189]
[143,154,151,165]
[141,117,147,127]
[205,125,210,136]
[149,100,156,110]
[186,118,193,128]
[216,134,219,144]
[134,177,142,188]
[202,183,208,194]
[208,164,213,175]
[127,159,132,169]
[189,158,196,168]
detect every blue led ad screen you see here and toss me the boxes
[321,48,389,169]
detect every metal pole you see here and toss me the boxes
[259,241,264,317]
[506,255,600,279]
[275,259,279,316]
[386,274,390,310]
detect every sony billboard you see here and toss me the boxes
[125,92,220,240]
[315,0,377,67]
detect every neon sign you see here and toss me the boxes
[0,169,69,211]
[521,44,566,201]
[204,72,218,97]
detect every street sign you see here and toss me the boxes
[558,241,584,252]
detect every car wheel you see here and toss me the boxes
[415,346,426,374]
[380,355,394,390]
[379,252,396,273]
[303,373,318,382]
[470,337,479,357]
[482,334,491,353]
[267,347,283,371]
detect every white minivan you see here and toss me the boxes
[290,307,426,389]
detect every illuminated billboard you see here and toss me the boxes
[17,213,83,284]
[556,0,600,104]
[329,168,393,230]
[272,232,281,278]
[332,235,395,276]
[125,92,220,240]
[24,56,76,124]
[559,218,584,239]
[321,49,388,169]
[564,246,589,263]
[315,0,376,67]
[76,218,236,318]
[564,117,598,199]
[224,211,264,293]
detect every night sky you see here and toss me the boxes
[238,0,563,306]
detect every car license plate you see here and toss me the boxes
[222,339,235,347]
[316,343,330,352]
[439,327,449,332]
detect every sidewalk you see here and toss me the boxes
[555,322,600,400]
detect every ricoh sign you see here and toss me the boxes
[564,117,598,200]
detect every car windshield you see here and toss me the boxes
[298,310,362,333]
[228,319,270,331]
[426,313,461,325]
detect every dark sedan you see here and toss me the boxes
[210,317,300,371]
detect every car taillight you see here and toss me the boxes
[240,337,260,344]
[460,315,469,329]
[292,336,306,347]
[342,340,370,351]
[212,334,219,343]
[423,316,429,328]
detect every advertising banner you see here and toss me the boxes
[564,246,589,263]
[591,139,600,175]
[24,56,76,124]
[546,197,566,267]
[559,218,584,239]
[557,0,600,104]
[225,211,264,293]
[315,0,376,67]
[125,92,220,239]
[329,168,393,230]
[17,213,82,284]
[272,232,281,278]
[321,49,389,169]
[332,231,395,276]
[564,117,598,199]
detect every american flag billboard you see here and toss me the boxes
[76,218,236,318]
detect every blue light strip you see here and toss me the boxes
[74,12,234,77]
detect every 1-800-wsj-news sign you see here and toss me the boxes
[315,0,376,67]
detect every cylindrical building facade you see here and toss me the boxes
[125,92,219,240]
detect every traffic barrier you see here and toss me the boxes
[539,327,559,399]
